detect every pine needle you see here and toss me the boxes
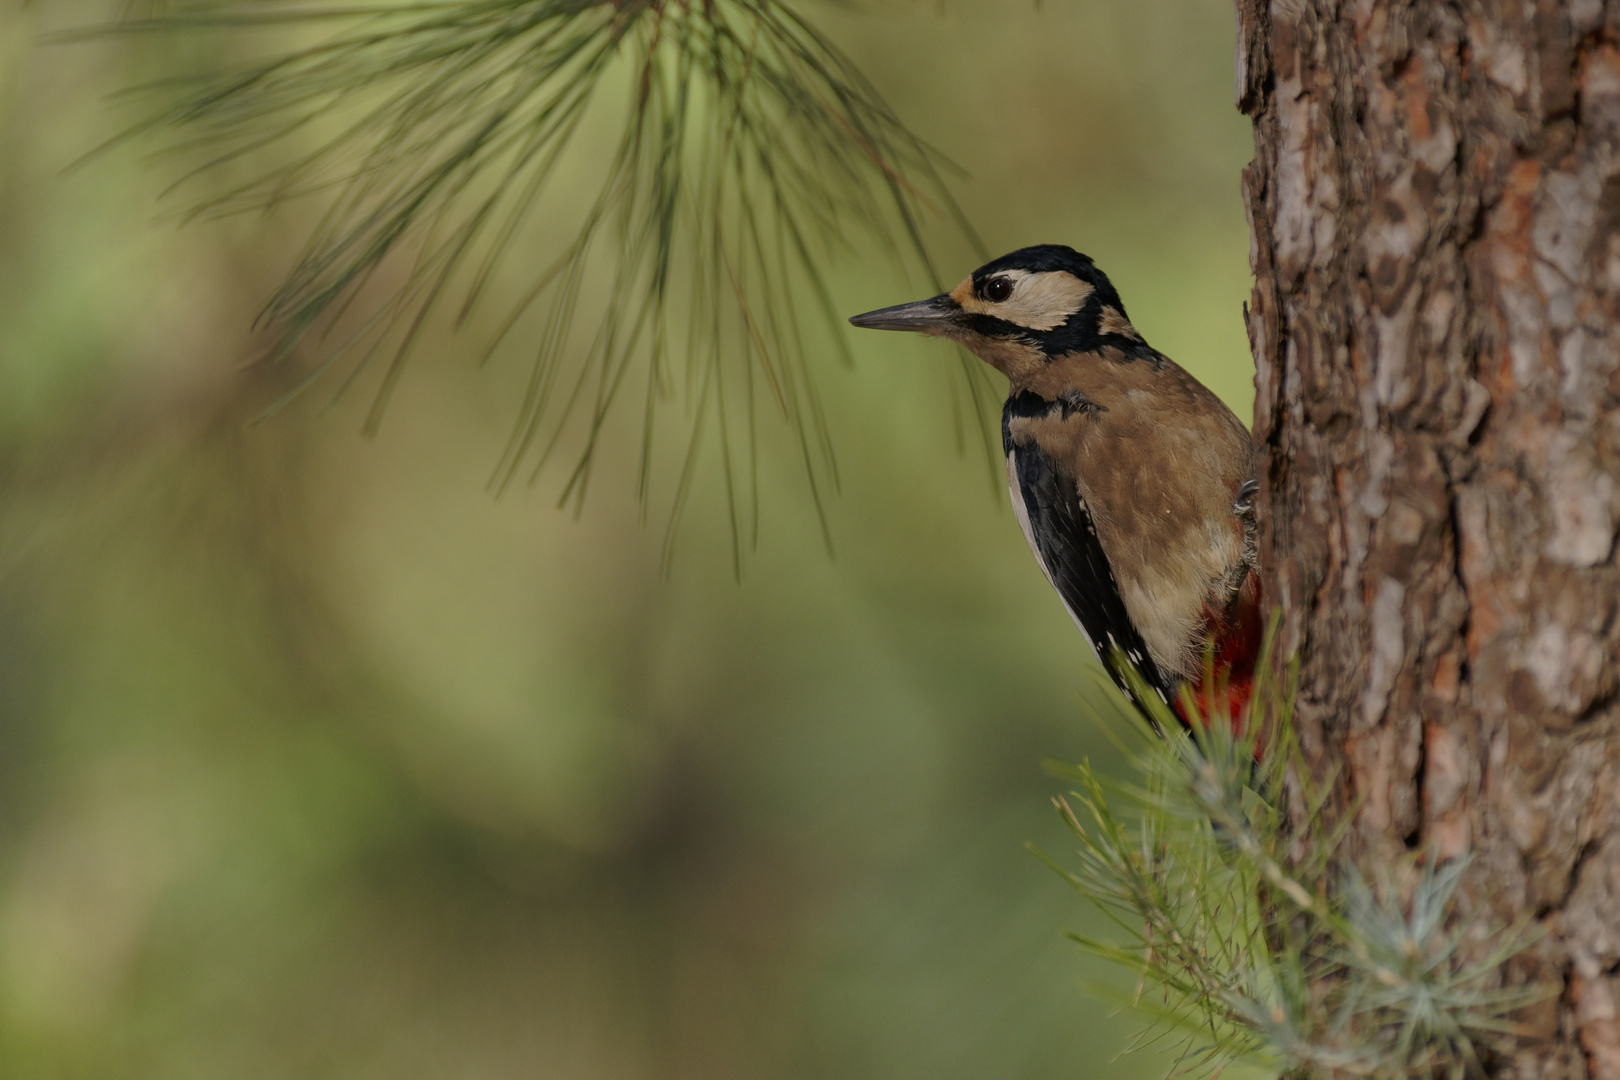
[73,0,990,562]
[1037,627,1557,1080]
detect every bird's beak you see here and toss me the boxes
[848,294,960,335]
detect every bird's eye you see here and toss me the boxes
[983,277,1014,303]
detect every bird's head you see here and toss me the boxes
[848,245,1150,379]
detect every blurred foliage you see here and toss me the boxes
[0,1,1255,1078]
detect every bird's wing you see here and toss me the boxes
[1004,438,1173,712]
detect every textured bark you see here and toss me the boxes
[1239,1,1620,1076]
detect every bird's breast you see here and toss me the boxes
[1004,386,1250,681]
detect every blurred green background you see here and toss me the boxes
[0,3,1254,1077]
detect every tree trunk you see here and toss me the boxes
[1238,2,1620,1076]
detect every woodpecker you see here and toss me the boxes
[850,245,1261,723]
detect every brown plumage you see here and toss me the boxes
[850,244,1260,720]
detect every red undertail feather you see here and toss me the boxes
[1176,569,1263,732]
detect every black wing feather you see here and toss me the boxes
[1003,408,1172,714]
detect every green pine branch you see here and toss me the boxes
[1037,633,1556,1080]
[71,0,993,565]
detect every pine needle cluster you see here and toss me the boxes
[76,0,988,562]
[1038,647,1553,1080]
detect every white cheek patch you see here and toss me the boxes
[958,270,1094,332]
